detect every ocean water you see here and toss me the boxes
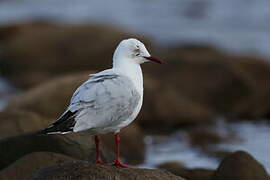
[142,120,270,173]
[0,0,270,56]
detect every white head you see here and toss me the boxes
[113,38,162,67]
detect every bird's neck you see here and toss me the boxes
[113,59,143,94]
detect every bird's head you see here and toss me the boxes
[113,38,162,67]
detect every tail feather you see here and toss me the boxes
[36,110,78,135]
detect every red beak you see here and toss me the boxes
[144,56,163,64]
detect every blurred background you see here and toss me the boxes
[1,0,270,179]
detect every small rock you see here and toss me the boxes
[212,151,269,180]
[30,161,185,180]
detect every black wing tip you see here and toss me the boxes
[35,127,72,135]
[35,110,77,135]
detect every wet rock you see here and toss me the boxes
[158,161,214,180]
[0,23,149,88]
[212,151,269,180]
[30,161,185,180]
[0,152,75,180]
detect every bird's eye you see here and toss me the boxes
[134,46,140,56]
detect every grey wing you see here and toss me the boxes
[67,73,141,132]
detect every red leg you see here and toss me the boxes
[113,133,129,168]
[94,135,107,165]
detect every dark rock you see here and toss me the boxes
[30,161,185,180]
[212,151,269,180]
[158,161,214,180]
[0,152,75,180]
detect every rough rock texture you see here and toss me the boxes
[30,161,185,180]
[158,161,214,180]
[0,152,75,180]
[212,151,269,180]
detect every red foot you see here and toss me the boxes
[96,160,108,166]
[113,160,129,168]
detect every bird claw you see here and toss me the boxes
[113,160,129,168]
[96,160,108,166]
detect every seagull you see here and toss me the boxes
[38,38,162,168]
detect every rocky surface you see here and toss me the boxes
[30,161,185,180]
[213,151,269,180]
